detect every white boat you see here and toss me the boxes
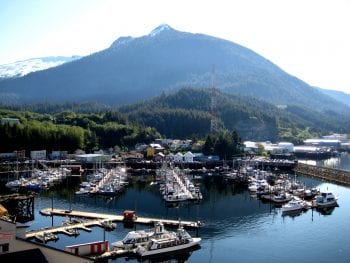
[315,192,338,208]
[112,222,171,249]
[135,225,201,257]
[35,232,59,243]
[100,220,117,231]
[282,199,307,213]
[165,192,191,202]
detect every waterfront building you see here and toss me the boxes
[75,153,111,163]
[30,150,47,160]
[243,141,258,154]
[304,139,341,149]
[184,151,194,163]
[174,152,184,163]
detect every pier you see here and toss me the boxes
[25,219,104,239]
[39,208,202,229]
[293,163,350,185]
[0,193,34,222]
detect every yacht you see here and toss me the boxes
[282,199,307,213]
[315,192,338,208]
[112,222,171,250]
[135,225,201,257]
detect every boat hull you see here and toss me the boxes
[137,238,201,257]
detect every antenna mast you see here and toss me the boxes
[210,67,218,133]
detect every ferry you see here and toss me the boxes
[135,225,201,257]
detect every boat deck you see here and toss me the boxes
[39,208,202,229]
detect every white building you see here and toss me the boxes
[304,139,341,148]
[75,153,111,163]
[277,142,294,153]
[174,152,184,162]
[243,141,258,154]
[167,153,175,162]
[184,151,194,163]
[30,150,47,160]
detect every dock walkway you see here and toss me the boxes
[39,208,202,229]
[25,219,105,239]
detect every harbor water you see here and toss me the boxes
[18,154,350,262]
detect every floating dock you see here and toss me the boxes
[39,208,202,229]
[25,218,107,239]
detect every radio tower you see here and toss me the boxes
[210,68,218,133]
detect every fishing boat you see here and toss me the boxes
[135,225,201,257]
[315,192,338,208]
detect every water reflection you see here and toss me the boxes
[11,166,350,263]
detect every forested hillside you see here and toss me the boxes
[120,88,349,143]
[0,110,159,152]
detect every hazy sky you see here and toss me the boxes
[1,0,349,93]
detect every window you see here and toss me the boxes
[1,243,9,253]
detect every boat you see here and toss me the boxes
[135,225,201,257]
[315,192,338,208]
[112,222,172,250]
[65,227,80,236]
[34,232,59,243]
[282,199,307,213]
[270,192,293,204]
[100,220,117,231]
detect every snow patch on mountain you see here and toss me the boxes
[0,56,81,79]
[149,24,172,37]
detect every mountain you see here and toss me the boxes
[0,24,348,115]
[317,87,350,107]
[0,56,81,79]
[119,88,350,141]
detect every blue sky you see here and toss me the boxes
[1,0,349,93]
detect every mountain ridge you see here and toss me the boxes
[0,25,348,116]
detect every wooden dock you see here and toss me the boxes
[25,219,107,239]
[39,208,202,229]
[293,163,350,186]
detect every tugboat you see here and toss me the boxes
[135,225,201,257]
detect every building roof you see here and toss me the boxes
[0,248,48,263]
[304,139,341,143]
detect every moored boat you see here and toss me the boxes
[315,192,338,208]
[135,225,201,257]
[282,199,307,214]
[112,222,171,250]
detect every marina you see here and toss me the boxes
[39,208,202,229]
[1,153,350,262]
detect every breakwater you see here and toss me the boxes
[293,162,350,185]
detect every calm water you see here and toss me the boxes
[299,152,350,170]
[24,154,350,263]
